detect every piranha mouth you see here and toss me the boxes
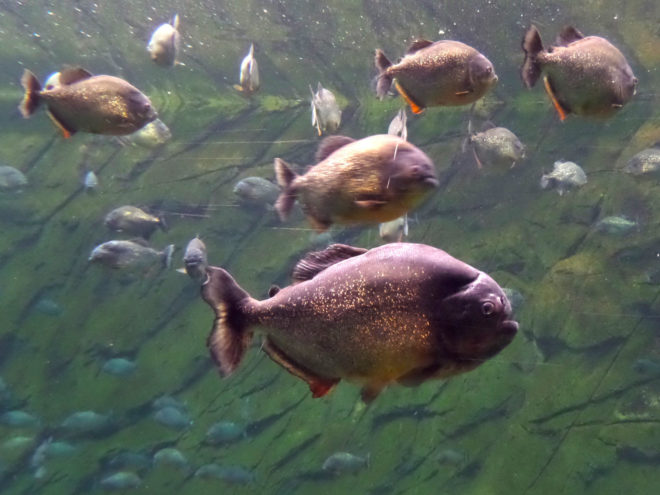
[422,176,439,187]
[499,319,519,339]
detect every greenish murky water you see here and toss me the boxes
[1,0,659,493]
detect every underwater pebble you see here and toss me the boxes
[632,358,660,375]
[106,451,151,471]
[60,410,112,434]
[101,358,137,377]
[43,440,77,458]
[0,165,28,191]
[33,298,63,316]
[194,463,255,484]
[153,406,192,430]
[0,410,40,428]
[152,447,188,469]
[204,421,246,445]
[100,471,142,490]
[151,395,187,412]
[435,448,468,465]
[322,452,369,474]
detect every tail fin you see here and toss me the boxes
[19,70,41,118]
[274,158,298,221]
[374,50,393,99]
[161,244,175,269]
[521,26,544,88]
[158,215,169,232]
[201,266,254,376]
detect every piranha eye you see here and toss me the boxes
[482,301,495,316]
[485,67,492,74]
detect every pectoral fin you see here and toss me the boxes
[394,81,424,114]
[455,90,471,96]
[543,76,568,121]
[262,338,339,398]
[354,199,387,208]
[360,383,385,403]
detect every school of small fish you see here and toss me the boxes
[2,7,655,492]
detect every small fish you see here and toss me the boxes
[595,216,637,235]
[234,43,259,95]
[624,147,660,176]
[83,170,99,192]
[379,214,408,243]
[153,406,192,430]
[194,464,255,484]
[465,122,525,169]
[104,206,167,239]
[204,421,246,445]
[88,240,174,271]
[116,119,172,148]
[387,108,408,141]
[152,448,188,469]
[274,134,438,232]
[1,436,35,450]
[233,177,280,209]
[375,39,498,113]
[0,165,28,191]
[177,236,208,282]
[106,451,151,471]
[521,25,637,120]
[60,411,112,434]
[102,357,137,377]
[310,82,342,136]
[632,358,660,375]
[147,14,181,67]
[100,471,141,490]
[19,68,157,137]
[0,410,40,428]
[540,160,587,195]
[322,452,369,474]
[200,243,517,402]
[42,441,77,458]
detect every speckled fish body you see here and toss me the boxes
[104,206,166,238]
[233,177,280,208]
[469,127,525,168]
[375,40,497,113]
[19,68,156,137]
[624,148,660,176]
[201,243,518,401]
[0,166,27,190]
[521,25,637,119]
[181,236,208,281]
[274,134,437,232]
[88,240,174,270]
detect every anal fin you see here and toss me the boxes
[543,76,568,121]
[394,81,424,114]
[360,382,385,403]
[262,338,339,398]
[47,110,76,138]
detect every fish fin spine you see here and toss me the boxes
[374,50,393,99]
[172,13,180,30]
[19,69,41,118]
[394,81,424,114]
[555,25,584,46]
[472,148,483,169]
[262,339,339,398]
[521,25,544,88]
[58,67,93,85]
[406,39,433,54]
[315,135,355,162]
[273,158,298,221]
[543,76,568,121]
[46,110,76,138]
[202,266,254,376]
[292,244,368,283]
[161,244,175,269]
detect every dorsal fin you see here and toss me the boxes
[407,39,434,54]
[129,237,150,247]
[268,285,281,297]
[315,136,355,162]
[292,244,367,284]
[555,26,584,46]
[58,67,93,85]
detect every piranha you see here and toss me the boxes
[104,205,167,239]
[464,121,525,169]
[310,82,342,136]
[147,14,181,67]
[521,25,637,120]
[234,43,260,95]
[201,243,518,402]
[19,68,157,137]
[88,239,174,271]
[379,214,408,243]
[177,236,208,282]
[274,134,438,232]
[375,39,498,114]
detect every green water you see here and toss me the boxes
[0,0,659,493]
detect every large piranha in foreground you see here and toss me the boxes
[201,243,518,402]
